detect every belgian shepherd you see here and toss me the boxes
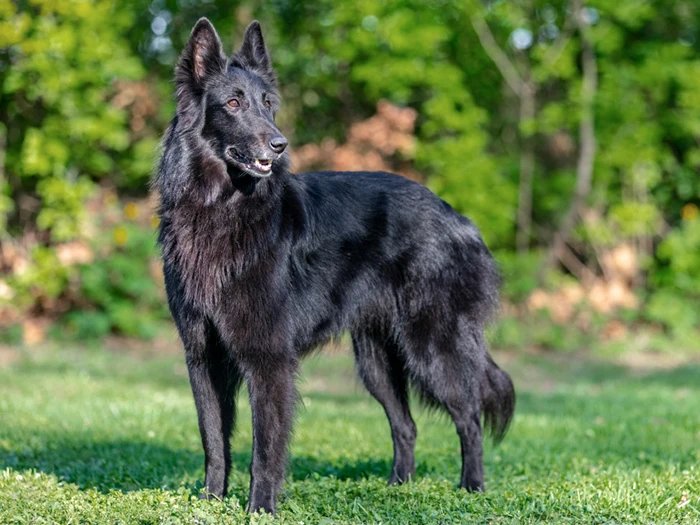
[154,18,515,514]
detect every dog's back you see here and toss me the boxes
[282,170,500,343]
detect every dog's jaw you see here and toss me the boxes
[226,147,275,178]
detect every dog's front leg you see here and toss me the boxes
[179,317,239,501]
[244,355,297,514]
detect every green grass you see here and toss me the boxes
[0,342,698,524]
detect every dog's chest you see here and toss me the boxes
[161,202,287,315]
[162,207,238,307]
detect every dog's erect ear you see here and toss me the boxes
[233,21,275,85]
[238,21,270,70]
[178,18,226,86]
[175,18,226,127]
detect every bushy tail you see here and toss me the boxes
[481,355,515,443]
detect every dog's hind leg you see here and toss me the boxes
[352,329,417,484]
[405,321,486,492]
[446,387,485,492]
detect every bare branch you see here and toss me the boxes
[542,0,576,66]
[554,240,597,288]
[470,15,523,97]
[516,80,536,253]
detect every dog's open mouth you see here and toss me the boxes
[227,148,273,177]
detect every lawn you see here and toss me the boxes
[0,340,698,524]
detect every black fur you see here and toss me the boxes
[155,18,515,514]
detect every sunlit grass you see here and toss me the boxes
[0,343,698,523]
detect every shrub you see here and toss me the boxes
[0,0,147,240]
[64,219,168,340]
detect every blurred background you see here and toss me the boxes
[0,0,698,357]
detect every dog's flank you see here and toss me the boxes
[155,18,515,514]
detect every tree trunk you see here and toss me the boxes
[517,80,536,254]
[542,1,597,283]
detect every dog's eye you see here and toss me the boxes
[264,100,271,110]
[227,99,240,108]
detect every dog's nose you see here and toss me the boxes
[269,136,288,154]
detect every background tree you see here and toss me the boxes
[0,0,698,348]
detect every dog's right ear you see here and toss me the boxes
[175,18,226,128]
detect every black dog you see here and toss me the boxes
[154,18,515,514]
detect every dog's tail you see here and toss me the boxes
[481,354,515,443]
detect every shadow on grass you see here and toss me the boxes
[0,437,202,492]
[288,454,395,482]
[509,357,700,390]
[0,435,396,494]
[625,363,700,389]
[501,361,700,431]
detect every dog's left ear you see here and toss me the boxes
[234,21,275,84]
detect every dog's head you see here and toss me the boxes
[175,19,287,178]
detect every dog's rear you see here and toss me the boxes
[323,180,516,492]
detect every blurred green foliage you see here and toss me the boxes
[0,0,699,345]
[66,224,169,339]
[9,245,72,309]
[1,0,148,241]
